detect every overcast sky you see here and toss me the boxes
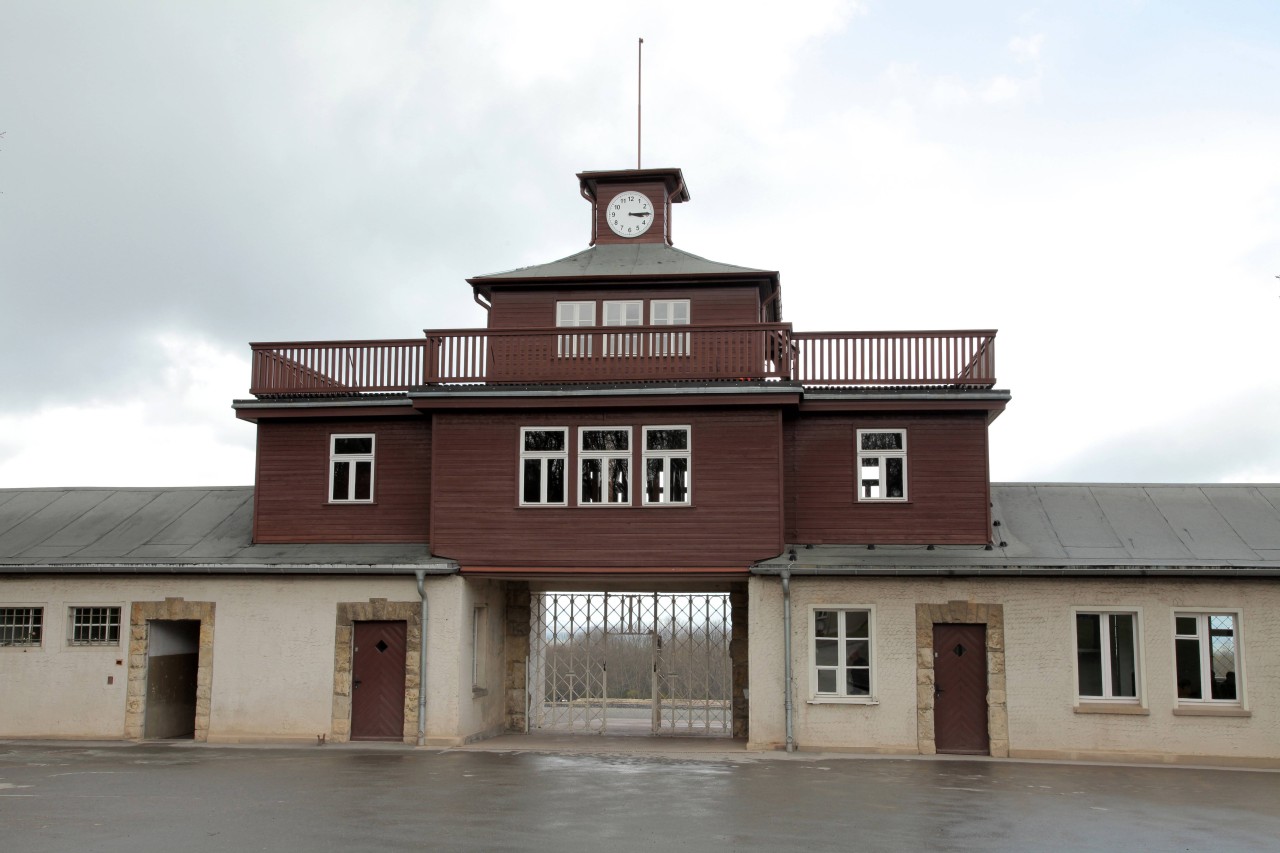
[2,1,1277,488]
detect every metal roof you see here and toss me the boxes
[469,243,775,281]
[0,488,452,574]
[753,483,1280,577]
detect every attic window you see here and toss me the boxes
[856,429,906,501]
[330,434,374,503]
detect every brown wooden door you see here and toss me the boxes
[351,621,407,741]
[933,623,989,755]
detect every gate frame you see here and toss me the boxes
[126,598,215,742]
[915,601,1008,757]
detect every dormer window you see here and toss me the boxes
[330,435,374,503]
[856,429,906,501]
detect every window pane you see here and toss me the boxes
[332,462,350,501]
[646,429,688,451]
[523,459,541,503]
[860,458,880,499]
[583,430,629,452]
[814,611,838,638]
[1108,614,1137,698]
[525,430,565,452]
[815,639,838,666]
[581,458,602,503]
[1175,616,1197,635]
[670,458,688,502]
[645,459,663,502]
[547,459,565,503]
[844,611,869,639]
[353,461,372,501]
[885,457,904,498]
[846,668,870,696]
[334,436,373,455]
[861,432,903,451]
[608,459,629,503]
[817,669,837,693]
[1175,638,1202,699]
[1209,616,1237,700]
[1076,614,1103,697]
[845,640,869,668]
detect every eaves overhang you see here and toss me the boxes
[233,395,415,421]
[408,381,804,410]
[0,561,459,576]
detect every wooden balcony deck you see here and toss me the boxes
[249,326,996,396]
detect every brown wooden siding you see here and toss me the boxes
[486,284,762,330]
[253,417,430,543]
[591,182,669,245]
[429,409,783,567]
[785,413,991,545]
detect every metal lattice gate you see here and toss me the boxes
[529,592,732,736]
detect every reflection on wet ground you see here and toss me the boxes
[1,740,1278,852]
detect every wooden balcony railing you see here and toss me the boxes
[249,327,996,396]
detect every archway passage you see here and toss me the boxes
[529,592,732,736]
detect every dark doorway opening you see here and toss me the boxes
[351,621,407,741]
[933,623,990,755]
[144,620,201,739]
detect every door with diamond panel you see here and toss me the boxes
[351,621,406,741]
[932,623,989,755]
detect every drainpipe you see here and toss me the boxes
[415,570,429,747]
[781,569,795,753]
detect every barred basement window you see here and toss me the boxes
[856,429,907,501]
[330,434,375,503]
[0,607,43,647]
[68,606,121,646]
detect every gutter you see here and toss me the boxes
[781,569,795,753]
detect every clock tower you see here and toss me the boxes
[577,167,690,247]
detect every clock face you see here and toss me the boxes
[605,191,655,238]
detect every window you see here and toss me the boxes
[643,426,690,505]
[0,607,43,647]
[1175,612,1241,703]
[521,428,568,505]
[811,608,874,700]
[650,299,690,356]
[68,606,121,646]
[556,301,596,358]
[1074,611,1139,701]
[579,428,631,505]
[330,434,374,502]
[603,300,642,356]
[472,606,487,688]
[856,429,907,501]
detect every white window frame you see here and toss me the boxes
[856,428,908,502]
[0,606,44,648]
[329,434,375,503]
[556,301,596,358]
[650,299,691,356]
[1173,610,1245,707]
[67,605,122,647]
[1071,607,1144,706]
[519,427,569,506]
[578,427,632,506]
[603,300,643,357]
[808,605,877,704]
[642,425,691,506]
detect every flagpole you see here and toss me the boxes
[637,37,644,169]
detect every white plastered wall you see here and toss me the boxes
[748,575,1280,767]
[0,575,508,745]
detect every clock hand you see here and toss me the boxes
[629,211,652,218]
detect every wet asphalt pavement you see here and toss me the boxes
[2,740,1279,852]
